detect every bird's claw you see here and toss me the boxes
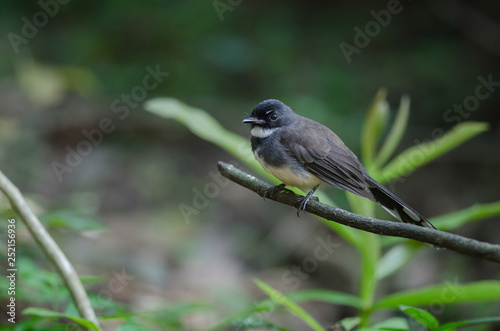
[296,197,309,217]
[295,186,320,217]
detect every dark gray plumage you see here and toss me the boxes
[243,99,435,228]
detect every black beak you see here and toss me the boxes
[242,117,265,125]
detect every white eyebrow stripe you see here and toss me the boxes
[251,127,278,138]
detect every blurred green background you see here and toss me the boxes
[1,0,499,329]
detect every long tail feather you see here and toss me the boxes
[365,176,435,229]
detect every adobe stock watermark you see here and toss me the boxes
[178,140,255,224]
[407,278,464,330]
[387,73,499,190]
[281,235,341,291]
[94,268,135,307]
[51,65,169,182]
[340,0,410,64]
[178,166,231,224]
[442,74,499,125]
[255,235,340,322]
[212,0,243,22]
[7,0,70,54]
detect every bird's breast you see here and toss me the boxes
[253,149,321,191]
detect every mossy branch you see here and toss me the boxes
[0,170,101,330]
[218,161,500,263]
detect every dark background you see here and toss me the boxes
[0,0,499,329]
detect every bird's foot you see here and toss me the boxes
[296,186,319,217]
[263,183,287,200]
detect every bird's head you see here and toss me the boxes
[242,99,295,130]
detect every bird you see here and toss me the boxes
[242,99,435,228]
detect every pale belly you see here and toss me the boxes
[254,151,322,190]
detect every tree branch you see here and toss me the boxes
[218,161,500,263]
[0,170,101,330]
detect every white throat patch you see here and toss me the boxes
[250,126,278,138]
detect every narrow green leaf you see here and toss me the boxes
[231,316,292,331]
[376,243,422,280]
[379,122,488,183]
[115,321,156,331]
[22,307,99,330]
[370,317,409,330]
[399,305,439,329]
[207,299,277,331]
[375,281,500,309]
[431,200,500,231]
[145,98,258,169]
[381,200,500,247]
[79,274,107,284]
[362,89,389,166]
[288,289,363,309]
[338,316,361,330]
[375,95,410,168]
[40,210,106,231]
[254,279,326,331]
[435,316,500,331]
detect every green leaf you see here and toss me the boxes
[230,316,292,331]
[381,200,500,248]
[22,307,99,330]
[435,316,500,331]
[372,317,409,330]
[79,274,107,284]
[379,122,488,183]
[431,200,500,231]
[288,289,363,309]
[338,316,361,330]
[376,243,422,280]
[375,281,500,309]
[374,95,410,168]
[399,305,439,329]
[115,321,156,331]
[254,279,326,331]
[207,299,280,331]
[40,210,106,231]
[357,317,409,331]
[145,98,259,169]
[145,98,362,250]
[362,89,389,167]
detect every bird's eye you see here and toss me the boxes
[270,112,278,121]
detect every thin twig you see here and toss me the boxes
[218,161,500,263]
[0,170,101,330]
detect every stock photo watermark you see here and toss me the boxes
[5,218,17,324]
[408,278,464,330]
[339,0,411,64]
[178,141,254,224]
[442,74,500,125]
[255,235,340,322]
[388,73,498,189]
[178,169,230,224]
[7,0,70,54]
[281,235,341,291]
[95,268,136,306]
[51,65,169,182]
[212,0,243,22]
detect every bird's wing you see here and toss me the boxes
[280,125,375,200]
